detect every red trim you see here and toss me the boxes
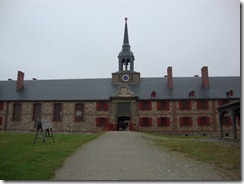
[148,101,152,111]
[149,118,152,126]
[0,102,4,111]
[179,101,183,110]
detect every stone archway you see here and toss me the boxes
[117,116,130,131]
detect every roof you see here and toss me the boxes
[0,76,240,101]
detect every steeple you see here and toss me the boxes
[122,17,130,50]
[118,18,135,71]
[112,18,140,84]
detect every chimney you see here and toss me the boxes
[201,66,209,88]
[167,66,173,89]
[16,71,24,91]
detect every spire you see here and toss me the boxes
[122,17,130,51]
[118,17,134,72]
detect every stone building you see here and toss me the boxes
[0,18,241,137]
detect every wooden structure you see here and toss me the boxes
[217,100,240,139]
[34,119,55,144]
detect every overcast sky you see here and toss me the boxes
[0,0,240,80]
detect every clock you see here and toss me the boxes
[122,74,129,82]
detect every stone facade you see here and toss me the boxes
[0,99,240,137]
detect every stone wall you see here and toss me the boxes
[0,99,240,137]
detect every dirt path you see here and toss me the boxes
[53,131,227,181]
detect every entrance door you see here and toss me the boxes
[117,116,130,131]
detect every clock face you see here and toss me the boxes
[122,74,129,82]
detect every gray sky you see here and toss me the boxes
[0,0,240,80]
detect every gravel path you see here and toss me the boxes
[53,131,227,181]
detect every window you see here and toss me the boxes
[189,90,195,97]
[0,116,3,125]
[179,117,192,126]
[96,117,108,127]
[75,103,84,122]
[96,101,108,111]
[157,117,170,127]
[197,116,210,126]
[151,91,157,98]
[179,100,191,110]
[139,117,152,127]
[54,103,62,122]
[197,100,209,110]
[226,90,234,97]
[13,103,21,121]
[222,116,232,126]
[139,101,152,111]
[0,102,4,110]
[157,101,169,110]
[33,103,41,120]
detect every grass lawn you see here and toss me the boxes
[144,133,241,180]
[0,132,103,180]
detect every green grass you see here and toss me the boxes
[144,133,241,180]
[0,132,103,180]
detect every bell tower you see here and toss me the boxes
[112,18,140,84]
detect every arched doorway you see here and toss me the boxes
[117,116,130,131]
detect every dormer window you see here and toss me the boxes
[189,90,195,98]
[226,90,233,97]
[151,91,157,98]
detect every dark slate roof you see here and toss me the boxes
[0,77,240,101]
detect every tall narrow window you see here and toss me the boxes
[157,117,170,127]
[0,102,4,110]
[139,101,152,111]
[75,103,84,122]
[179,117,192,126]
[54,103,62,122]
[139,117,152,127]
[33,103,41,120]
[96,101,108,111]
[157,101,169,110]
[96,117,108,127]
[13,103,21,121]
[179,100,191,110]
[197,116,210,126]
[197,100,209,110]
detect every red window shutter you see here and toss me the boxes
[197,117,201,126]
[197,101,200,110]
[96,118,100,127]
[139,101,142,110]
[139,118,143,127]
[96,101,100,111]
[149,118,152,126]
[0,102,4,111]
[105,118,109,126]
[148,101,152,110]
[179,101,182,110]
[105,102,108,111]
[205,100,209,110]
[166,118,170,126]
[157,101,160,110]
[188,101,191,110]
[189,117,192,126]
[166,101,170,110]
[206,117,210,126]
[157,118,161,126]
